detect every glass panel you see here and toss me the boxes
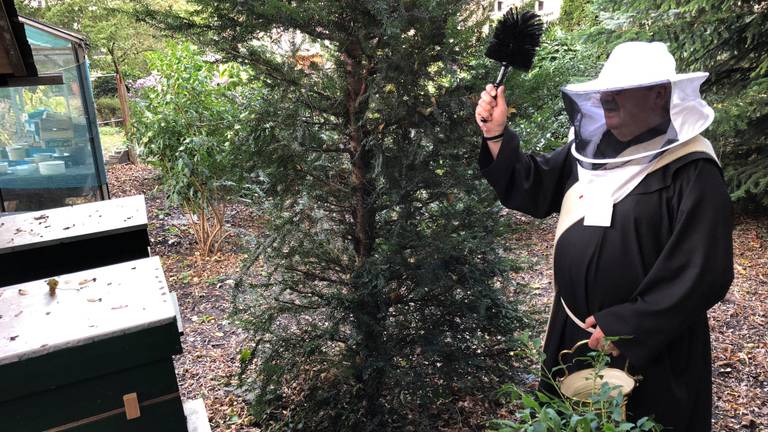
[25,25,71,50]
[0,26,101,212]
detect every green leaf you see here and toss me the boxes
[521,393,542,411]
[239,348,252,364]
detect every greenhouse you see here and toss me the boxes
[0,15,107,212]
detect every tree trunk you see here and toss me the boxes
[108,46,132,137]
[344,41,385,430]
[115,73,132,134]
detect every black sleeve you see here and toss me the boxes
[479,128,574,218]
[595,158,734,367]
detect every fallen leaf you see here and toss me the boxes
[87,298,102,303]
[9,335,18,341]
[740,415,756,428]
[14,311,23,318]
[735,263,747,274]
[79,278,97,286]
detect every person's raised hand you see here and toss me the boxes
[584,315,621,357]
[475,84,508,137]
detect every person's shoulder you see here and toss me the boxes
[666,151,723,188]
[663,135,721,174]
[668,151,720,174]
[656,134,720,175]
[634,149,721,195]
[665,153,728,203]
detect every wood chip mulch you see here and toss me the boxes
[108,163,766,431]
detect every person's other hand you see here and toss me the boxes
[584,315,621,357]
[475,84,508,137]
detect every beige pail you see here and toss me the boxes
[558,340,638,419]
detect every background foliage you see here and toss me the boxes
[16,0,172,82]
[558,0,598,31]
[95,96,121,122]
[504,26,601,154]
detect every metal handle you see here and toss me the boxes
[494,63,511,88]
[558,339,591,379]
[558,339,632,379]
[480,64,510,123]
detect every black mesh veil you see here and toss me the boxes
[561,76,713,171]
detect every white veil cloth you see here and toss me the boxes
[557,41,717,227]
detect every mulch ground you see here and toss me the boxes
[108,163,767,431]
[108,164,259,431]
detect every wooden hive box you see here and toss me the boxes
[0,257,188,431]
[0,195,151,287]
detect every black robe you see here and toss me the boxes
[479,129,734,431]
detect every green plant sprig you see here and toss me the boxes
[489,334,662,432]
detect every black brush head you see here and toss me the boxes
[485,8,544,72]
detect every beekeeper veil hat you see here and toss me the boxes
[561,41,714,170]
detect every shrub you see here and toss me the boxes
[92,75,118,99]
[129,41,254,256]
[95,97,122,123]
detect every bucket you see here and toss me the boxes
[39,160,66,175]
[558,340,638,419]
[8,146,27,161]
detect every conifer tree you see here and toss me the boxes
[136,1,529,430]
[557,0,597,31]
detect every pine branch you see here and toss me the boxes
[273,298,325,311]
[284,266,346,286]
